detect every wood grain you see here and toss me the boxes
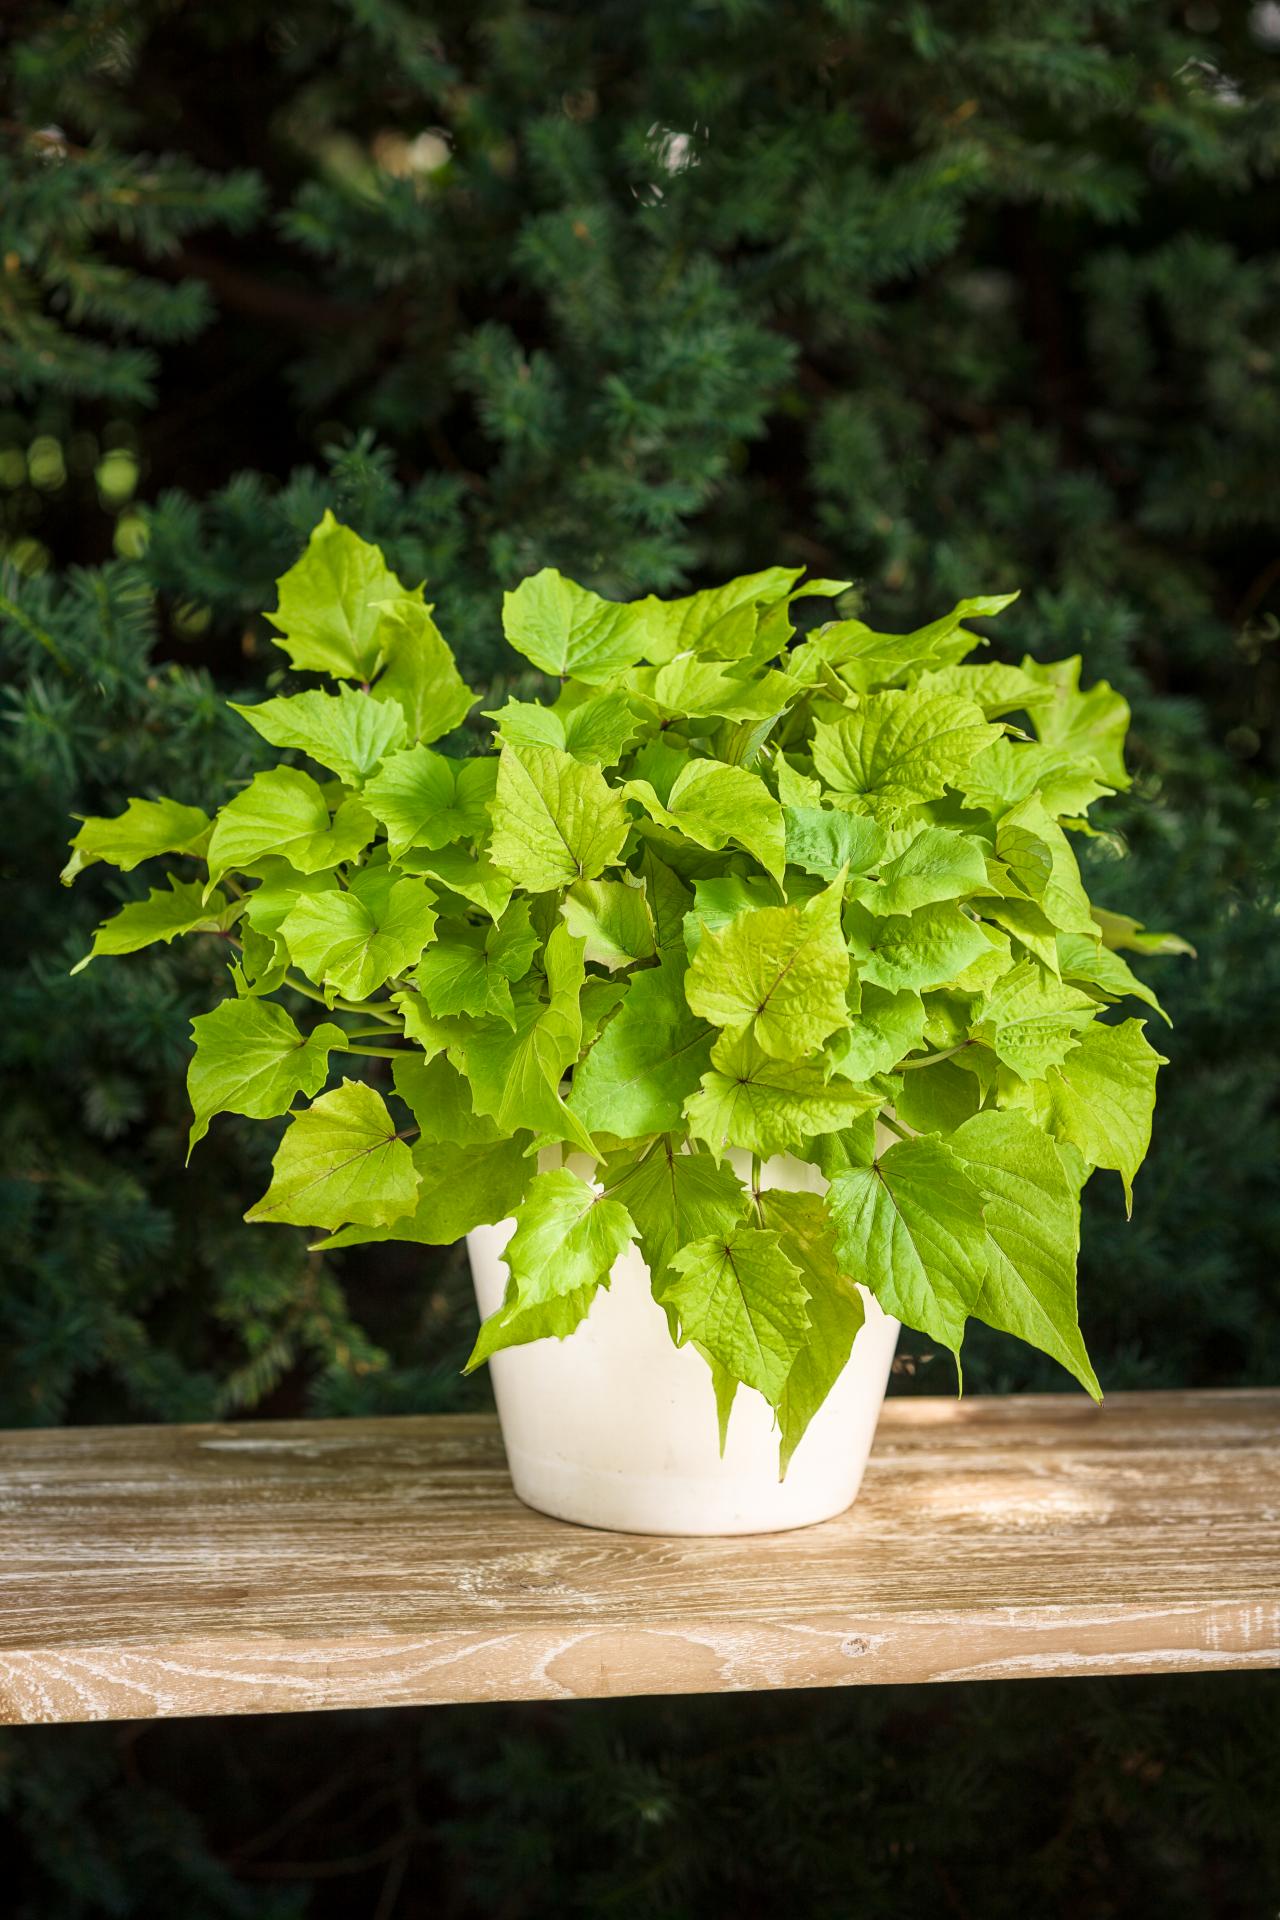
[1,1391,1277,1725]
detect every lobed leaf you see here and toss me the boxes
[362,748,497,861]
[62,796,210,885]
[685,874,850,1060]
[568,955,715,1140]
[490,744,631,892]
[229,686,406,785]
[72,876,236,972]
[245,1079,419,1231]
[267,512,421,680]
[685,1030,882,1161]
[665,1226,810,1404]
[280,866,438,1001]
[187,997,344,1152]
[828,1136,989,1360]
[205,768,375,887]
[369,598,477,743]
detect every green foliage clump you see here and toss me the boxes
[0,510,482,1428]
[67,518,1189,1460]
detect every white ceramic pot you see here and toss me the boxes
[465,1151,899,1536]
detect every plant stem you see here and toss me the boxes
[280,970,400,1024]
[878,1112,911,1141]
[898,1042,969,1072]
[342,1044,410,1059]
[281,970,329,1008]
[597,1136,659,1199]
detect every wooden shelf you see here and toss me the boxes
[2,1390,1277,1725]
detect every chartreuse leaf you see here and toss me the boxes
[1057,931,1170,1023]
[999,797,1096,935]
[369,598,477,744]
[627,656,797,723]
[994,813,1054,898]
[974,958,1097,1081]
[392,992,470,1060]
[321,1056,533,1251]
[775,753,822,807]
[362,748,497,860]
[635,846,693,955]
[685,1030,882,1162]
[845,900,990,993]
[806,1115,879,1179]
[812,691,1001,814]
[391,1053,500,1144]
[490,745,630,891]
[784,807,885,881]
[638,567,811,664]
[415,900,538,1025]
[72,877,237,972]
[1007,1018,1166,1212]
[950,1110,1099,1398]
[246,1079,418,1230]
[62,796,210,884]
[1091,907,1195,958]
[568,955,715,1140]
[280,866,438,1001]
[627,758,786,883]
[605,1138,748,1295]
[788,593,1018,693]
[503,1169,637,1306]
[580,976,628,1049]
[978,894,1060,975]
[760,1189,866,1475]
[913,659,1055,718]
[466,1279,600,1371]
[241,862,335,959]
[462,922,596,1156]
[559,877,655,970]
[399,844,512,922]
[234,926,290,997]
[206,768,374,887]
[828,1136,989,1358]
[1024,655,1131,791]
[855,826,988,916]
[827,985,927,1081]
[320,1137,532,1254]
[229,687,406,784]
[665,1227,810,1404]
[486,689,638,767]
[267,513,420,680]
[958,736,1113,819]
[187,998,344,1152]
[893,1055,984,1136]
[682,875,776,956]
[465,1167,638,1370]
[502,570,654,683]
[685,875,849,1060]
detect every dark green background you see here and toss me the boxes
[2,3,1277,1914]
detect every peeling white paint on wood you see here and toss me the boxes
[0,1391,1277,1724]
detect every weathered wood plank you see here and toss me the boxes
[1,1390,1277,1724]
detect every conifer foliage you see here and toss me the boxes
[1,0,1277,1911]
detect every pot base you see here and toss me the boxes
[466,1154,899,1538]
[500,1431,888,1537]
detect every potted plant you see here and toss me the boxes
[64,514,1185,1535]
